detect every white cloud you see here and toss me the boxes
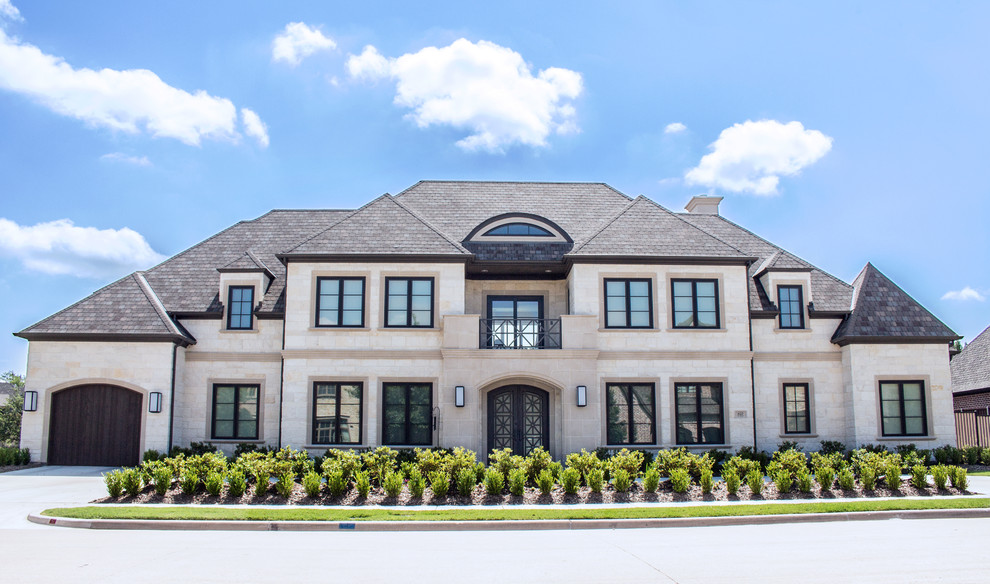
[0,218,166,278]
[942,287,986,302]
[684,120,833,195]
[346,39,583,152]
[0,0,21,22]
[240,108,269,147]
[664,122,686,134]
[272,22,336,66]
[0,29,266,146]
[100,152,152,166]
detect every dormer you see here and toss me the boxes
[465,213,572,243]
[754,251,813,330]
[462,213,573,277]
[217,251,274,330]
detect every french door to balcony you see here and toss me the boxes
[487,296,543,349]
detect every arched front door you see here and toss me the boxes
[487,385,549,456]
[48,384,142,466]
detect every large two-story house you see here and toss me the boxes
[15,181,960,466]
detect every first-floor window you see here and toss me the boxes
[313,382,363,444]
[675,382,724,444]
[783,383,811,434]
[212,384,259,440]
[382,383,432,445]
[880,380,927,436]
[606,383,656,444]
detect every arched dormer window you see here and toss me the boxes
[482,223,553,237]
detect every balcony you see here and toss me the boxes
[479,318,562,349]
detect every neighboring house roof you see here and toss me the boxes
[831,263,960,345]
[12,181,956,347]
[0,383,15,397]
[952,325,990,393]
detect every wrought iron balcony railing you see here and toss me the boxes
[480,318,562,349]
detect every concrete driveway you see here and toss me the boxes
[0,465,112,529]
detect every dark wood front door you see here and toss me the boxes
[48,384,142,466]
[487,385,549,456]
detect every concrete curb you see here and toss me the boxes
[29,507,990,532]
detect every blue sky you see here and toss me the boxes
[1,1,988,374]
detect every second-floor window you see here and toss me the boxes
[316,277,365,327]
[226,286,254,330]
[672,279,719,329]
[385,278,434,328]
[778,285,805,329]
[604,279,653,328]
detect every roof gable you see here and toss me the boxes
[951,325,990,393]
[831,263,959,345]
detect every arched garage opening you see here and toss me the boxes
[48,384,143,466]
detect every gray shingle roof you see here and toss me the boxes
[219,250,274,279]
[0,383,15,397]
[831,263,960,345]
[951,325,990,393]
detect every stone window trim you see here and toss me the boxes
[599,377,660,446]
[670,278,721,330]
[668,376,730,447]
[772,280,810,332]
[603,278,654,329]
[206,378,265,442]
[777,285,805,330]
[305,376,369,448]
[468,215,569,243]
[875,376,932,439]
[314,276,367,328]
[664,272,726,331]
[596,272,660,331]
[778,378,816,436]
[380,381,435,447]
[604,382,658,446]
[226,285,255,331]
[309,270,371,331]
[220,279,262,335]
[379,272,441,330]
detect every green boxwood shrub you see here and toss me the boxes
[796,469,813,493]
[383,471,404,498]
[860,465,877,491]
[772,468,792,493]
[457,467,477,497]
[837,467,855,491]
[815,465,835,491]
[204,472,223,496]
[565,449,604,482]
[910,465,928,490]
[611,469,631,493]
[508,468,526,496]
[524,448,553,483]
[152,465,172,496]
[746,470,764,495]
[536,469,555,495]
[885,461,902,491]
[950,466,968,490]
[489,448,524,479]
[429,471,450,497]
[325,466,348,497]
[122,468,143,496]
[407,468,425,498]
[180,470,199,495]
[642,467,660,493]
[931,465,949,490]
[669,468,690,494]
[253,470,269,496]
[226,468,247,498]
[483,466,505,495]
[724,469,740,495]
[561,467,581,495]
[303,471,322,498]
[354,471,371,498]
[700,469,714,494]
[608,448,644,479]
[275,472,295,498]
[587,468,604,493]
[104,470,124,497]
[362,446,398,486]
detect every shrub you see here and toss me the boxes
[642,467,660,493]
[253,470,269,496]
[482,467,504,496]
[981,448,990,466]
[362,446,398,486]
[746,470,764,495]
[587,468,604,493]
[837,467,855,491]
[121,468,143,496]
[964,446,981,465]
[772,468,792,493]
[724,469,740,495]
[275,472,295,498]
[736,446,771,470]
[142,449,163,462]
[565,449,604,483]
[408,468,426,498]
[723,455,760,480]
[325,466,348,497]
[204,472,224,496]
[777,441,801,452]
[354,471,371,498]
[909,465,928,490]
[561,467,581,495]
[548,461,563,481]
[815,465,834,491]
[523,448,553,483]
[860,465,877,491]
[322,450,362,482]
[456,467,477,497]
[796,469,813,493]
[819,440,847,455]
[152,465,173,496]
[700,469,714,494]
[933,445,963,465]
[508,468,527,496]
[669,468,690,494]
[444,447,479,483]
[769,449,808,478]
[429,471,450,497]
[227,468,246,498]
[537,469,555,495]
[885,462,901,491]
[608,448,645,479]
[104,470,125,497]
[303,471,322,498]
[656,448,714,480]
[489,448,524,479]
[610,469,631,493]
[413,447,450,477]
[950,466,968,490]
[180,470,199,495]
[383,471,404,498]
[931,465,949,490]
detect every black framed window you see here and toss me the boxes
[880,381,928,436]
[385,278,434,328]
[783,383,811,434]
[604,279,653,328]
[778,285,805,329]
[315,277,365,327]
[382,383,432,445]
[226,286,254,330]
[675,383,724,444]
[312,382,363,444]
[672,279,720,328]
[211,384,259,440]
[483,223,553,237]
[605,383,656,444]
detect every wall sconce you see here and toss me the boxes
[23,391,38,412]
[149,392,163,413]
[576,385,587,407]
[454,386,465,407]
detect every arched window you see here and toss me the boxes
[482,223,553,237]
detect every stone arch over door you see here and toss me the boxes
[47,383,144,466]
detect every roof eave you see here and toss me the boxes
[831,335,962,347]
[276,253,471,265]
[13,331,196,347]
[566,254,757,265]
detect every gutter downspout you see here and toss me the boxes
[746,264,758,450]
[167,343,177,453]
[277,311,287,449]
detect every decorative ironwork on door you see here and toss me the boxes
[487,385,549,456]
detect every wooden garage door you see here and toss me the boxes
[48,384,142,466]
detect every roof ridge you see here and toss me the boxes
[245,250,272,272]
[134,272,190,340]
[387,194,469,253]
[569,196,640,252]
[280,198,377,254]
[394,180,635,201]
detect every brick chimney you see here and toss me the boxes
[684,195,723,215]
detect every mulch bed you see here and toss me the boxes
[95,479,971,506]
[0,463,43,474]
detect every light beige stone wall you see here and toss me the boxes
[753,358,845,452]
[465,279,568,318]
[751,317,842,353]
[20,341,175,461]
[181,317,283,353]
[841,343,955,447]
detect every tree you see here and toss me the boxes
[0,371,25,447]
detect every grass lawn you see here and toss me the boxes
[969,471,990,477]
[42,498,990,522]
